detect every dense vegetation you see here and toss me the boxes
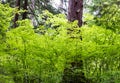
[0,1,120,83]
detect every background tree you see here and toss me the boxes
[61,0,87,83]
[85,0,120,32]
[13,0,20,28]
[22,0,28,19]
[3,0,61,27]
[68,0,83,27]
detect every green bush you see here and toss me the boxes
[0,6,120,83]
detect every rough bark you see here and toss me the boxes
[29,0,38,26]
[68,0,83,27]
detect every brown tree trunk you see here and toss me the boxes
[13,0,21,28]
[22,0,28,19]
[68,0,83,27]
[61,0,87,83]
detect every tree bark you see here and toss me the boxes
[13,0,21,28]
[22,0,28,19]
[68,0,83,27]
[61,0,86,83]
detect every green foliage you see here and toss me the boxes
[0,17,81,83]
[81,25,120,83]
[85,0,120,32]
[95,3,120,32]
[0,3,13,83]
[99,71,120,83]
[0,3,13,40]
[0,6,120,83]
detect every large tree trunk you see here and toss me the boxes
[61,0,87,83]
[13,0,21,28]
[68,0,83,27]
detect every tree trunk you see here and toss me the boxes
[61,0,86,83]
[68,0,83,27]
[29,0,38,26]
[13,0,21,28]
[22,0,28,19]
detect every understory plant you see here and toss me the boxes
[0,5,120,83]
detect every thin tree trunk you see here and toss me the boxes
[22,0,28,19]
[68,0,83,27]
[13,0,20,28]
